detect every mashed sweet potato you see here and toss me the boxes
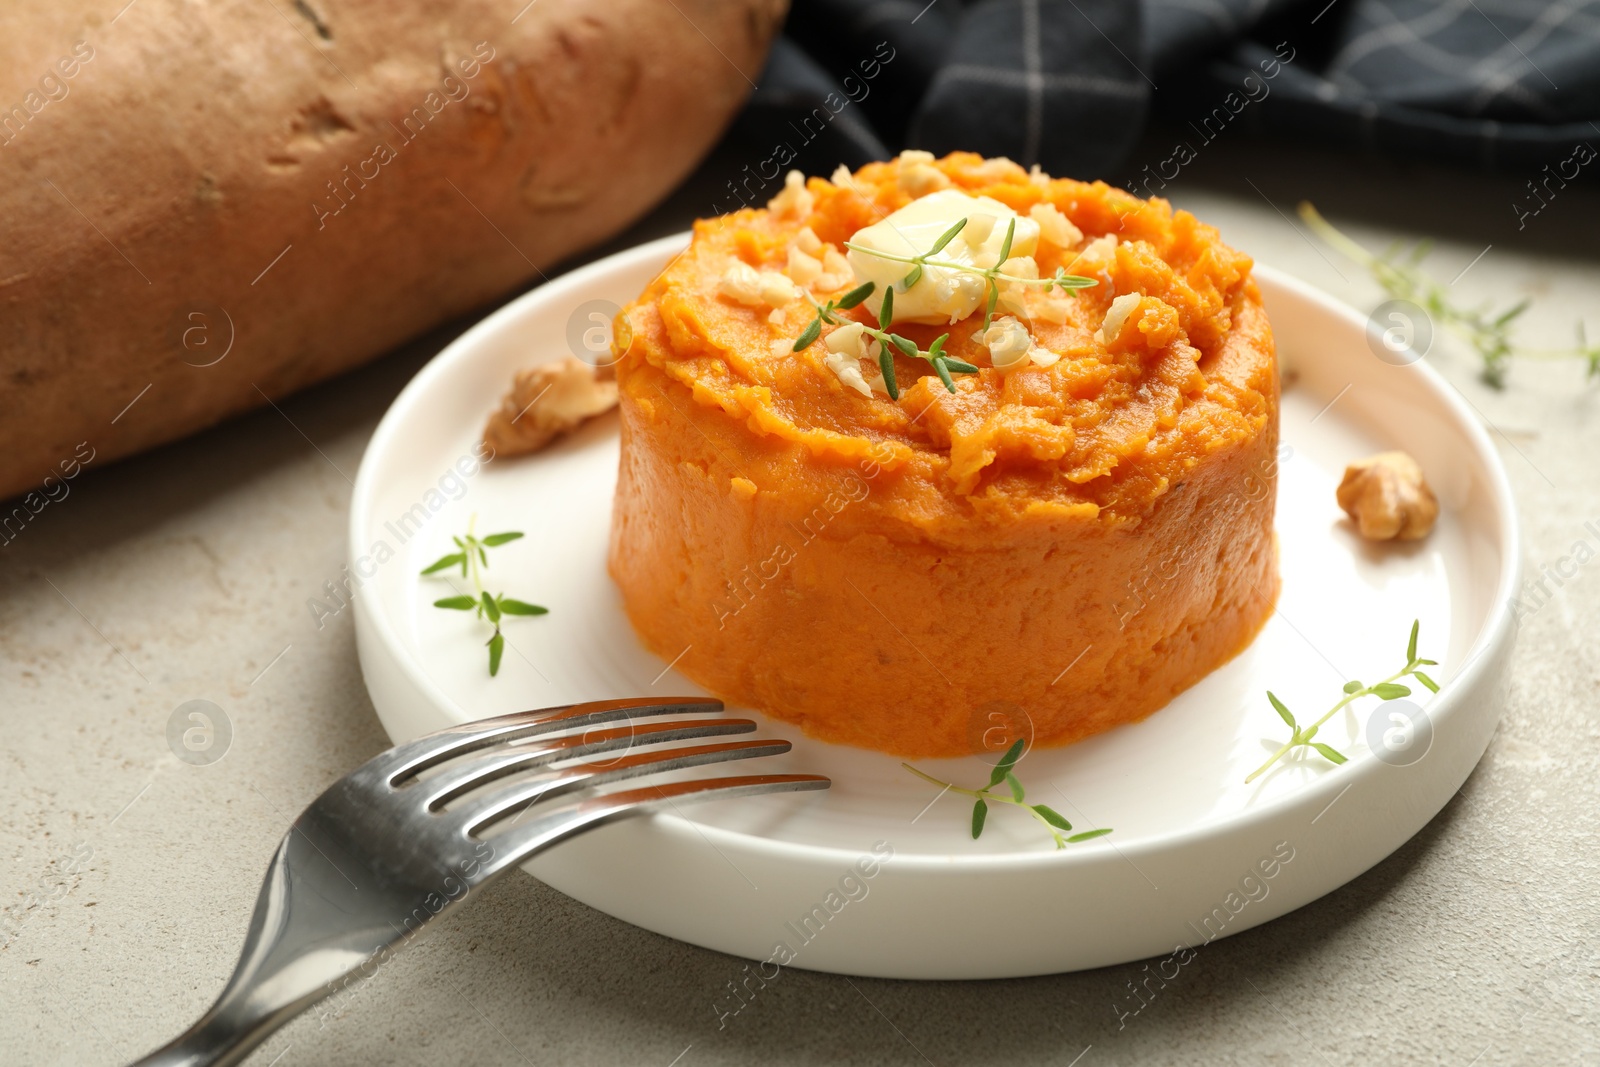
[608,152,1278,758]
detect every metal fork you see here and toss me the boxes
[126,697,827,1067]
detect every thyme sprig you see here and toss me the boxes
[792,280,979,399]
[903,739,1114,849]
[844,215,1097,332]
[792,280,876,352]
[860,284,977,399]
[1245,620,1439,784]
[421,516,547,677]
[1300,202,1600,388]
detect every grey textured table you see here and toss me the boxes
[4,134,1598,1066]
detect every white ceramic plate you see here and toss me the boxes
[352,234,1518,979]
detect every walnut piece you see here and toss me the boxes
[1336,451,1439,541]
[482,357,618,458]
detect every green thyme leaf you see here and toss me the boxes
[879,285,894,328]
[927,333,947,360]
[1267,691,1296,728]
[422,518,547,678]
[878,346,900,400]
[943,358,980,374]
[902,735,1108,849]
[889,334,918,359]
[988,737,1026,787]
[793,316,823,352]
[1066,828,1113,843]
[1033,805,1072,831]
[1301,203,1600,387]
[932,356,956,393]
[837,281,875,309]
[1247,622,1434,783]
[929,217,968,256]
[846,221,1097,344]
[1004,771,1025,803]
[1494,299,1530,327]
[997,217,1016,264]
[1050,269,1096,291]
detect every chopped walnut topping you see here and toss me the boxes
[1072,234,1118,275]
[768,169,814,219]
[971,157,1026,183]
[758,271,800,307]
[482,357,618,457]
[991,256,1041,319]
[1033,296,1071,324]
[997,287,1030,319]
[720,263,800,308]
[821,321,884,397]
[963,213,998,247]
[1030,202,1083,250]
[1337,451,1440,541]
[981,315,1033,371]
[897,149,950,197]
[1097,293,1142,344]
[999,255,1038,280]
[812,247,854,292]
[786,246,823,287]
[719,263,763,305]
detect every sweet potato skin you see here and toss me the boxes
[0,0,784,499]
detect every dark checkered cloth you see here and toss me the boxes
[740,0,1600,181]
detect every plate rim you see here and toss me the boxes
[350,233,1522,873]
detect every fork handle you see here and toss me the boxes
[127,1005,280,1067]
[126,832,410,1067]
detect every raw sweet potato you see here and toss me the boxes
[0,0,784,502]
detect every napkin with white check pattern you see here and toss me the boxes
[735,0,1600,181]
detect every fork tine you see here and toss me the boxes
[379,696,723,783]
[474,772,831,878]
[417,717,760,810]
[457,738,798,837]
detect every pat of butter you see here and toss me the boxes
[847,190,1040,325]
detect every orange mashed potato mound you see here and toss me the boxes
[608,152,1279,758]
